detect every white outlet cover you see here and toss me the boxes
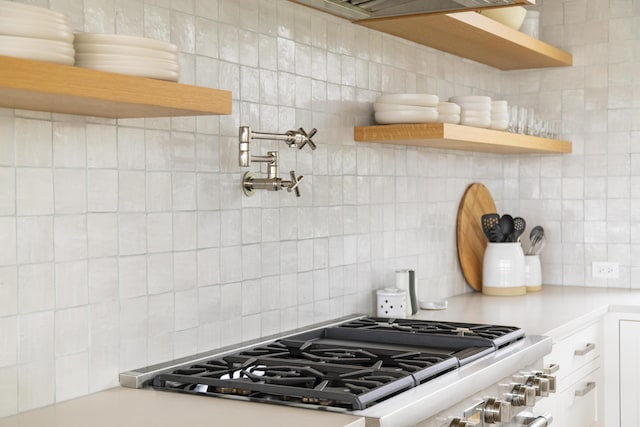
[592,262,620,279]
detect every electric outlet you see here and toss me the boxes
[592,262,620,279]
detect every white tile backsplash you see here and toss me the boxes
[1,0,638,417]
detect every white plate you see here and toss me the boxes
[76,60,179,73]
[0,45,74,65]
[375,110,439,124]
[0,17,73,42]
[0,35,74,55]
[419,299,448,310]
[75,63,179,81]
[0,0,70,23]
[438,114,461,124]
[374,102,436,112]
[74,32,178,53]
[75,53,178,69]
[437,102,461,114]
[376,93,439,107]
[74,42,178,60]
[460,116,491,128]
[490,119,509,130]
[450,95,491,104]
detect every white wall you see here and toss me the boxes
[1,0,638,419]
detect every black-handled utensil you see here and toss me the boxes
[499,214,514,243]
[481,213,501,242]
[512,217,526,242]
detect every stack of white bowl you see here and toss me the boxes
[374,94,439,124]
[490,100,509,130]
[0,0,74,65]
[449,95,492,128]
[437,102,461,124]
[74,32,180,81]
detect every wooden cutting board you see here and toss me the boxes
[456,183,498,291]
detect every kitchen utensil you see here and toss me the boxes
[481,213,501,242]
[527,225,544,255]
[531,234,546,255]
[512,217,526,242]
[499,214,514,242]
[456,183,498,291]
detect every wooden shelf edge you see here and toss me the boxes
[355,11,572,70]
[0,55,232,118]
[354,123,572,154]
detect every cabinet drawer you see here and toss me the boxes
[558,367,602,427]
[545,321,601,381]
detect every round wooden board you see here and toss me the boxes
[456,183,498,291]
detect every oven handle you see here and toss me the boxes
[524,412,554,427]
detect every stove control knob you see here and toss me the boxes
[448,418,477,427]
[525,375,550,397]
[507,384,536,407]
[534,372,557,393]
[482,398,511,423]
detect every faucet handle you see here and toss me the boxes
[288,127,317,151]
[286,170,304,197]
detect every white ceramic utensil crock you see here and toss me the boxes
[524,254,542,292]
[482,242,526,296]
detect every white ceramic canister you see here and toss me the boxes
[376,288,408,318]
[482,242,526,296]
[524,254,542,292]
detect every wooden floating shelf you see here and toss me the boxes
[355,11,573,70]
[354,123,572,154]
[0,55,232,118]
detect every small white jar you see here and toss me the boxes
[524,254,542,292]
[482,242,526,296]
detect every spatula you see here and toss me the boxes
[481,213,501,242]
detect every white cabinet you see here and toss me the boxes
[604,312,640,427]
[618,319,640,426]
[540,319,604,427]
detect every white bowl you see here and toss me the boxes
[74,43,178,60]
[375,110,439,124]
[75,53,178,68]
[458,103,492,112]
[374,102,437,112]
[461,110,491,119]
[450,95,491,104]
[491,100,508,112]
[437,102,461,115]
[74,32,178,53]
[438,114,461,124]
[490,119,509,130]
[479,6,527,30]
[491,112,509,121]
[460,116,491,128]
[376,93,439,107]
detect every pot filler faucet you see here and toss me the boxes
[238,126,317,197]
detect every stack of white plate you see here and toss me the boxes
[74,32,180,81]
[491,100,509,130]
[0,0,74,65]
[437,102,461,124]
[374,93,439,124]
[450,95,492,128]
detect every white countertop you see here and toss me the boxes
[3,285,640,427]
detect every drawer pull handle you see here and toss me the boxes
[575,381,596,397]
[574,342,595,356]
[544,363,559,374]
